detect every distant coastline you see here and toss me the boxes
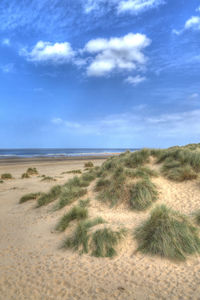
[0,148,138,159]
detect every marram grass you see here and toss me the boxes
[1,173,13,179]
[134,205,200,261]
[55,186,87,210]
[56,206,88,232]
[62,217,105,254]
[84,162,94,168]
[129,179,158,211]
[26,167,38,175]
[164,166,197,182]
[91,227,127,257]
[37,185,62,207]
[19,192,42,203]
[194,210,200,226]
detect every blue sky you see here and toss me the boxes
[0,0,200,148]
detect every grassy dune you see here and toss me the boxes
[19,143,200,260]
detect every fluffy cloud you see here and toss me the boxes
[21,41,75,63]
[184,16,200,30]
[117,0,164,14]
[84,33,151,76]
[125,75,146,85]
[173,16,200,35]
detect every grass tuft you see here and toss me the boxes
[79,198,90,207]
[62,169,82,174]
[1,173,13,179]
[124,148,150,168]
[0,180,4,183]
[84,162,94,168]
[129,179,158,211]
[37,185,62,207]
[19,192,42,204]
[56,186,87,210]
[162,163,197,182]
[91,227,127,257]
[26,168,38,175]
[95,178,111,191]
[194,210,200,226]
[56,206,88,231]
[62,217,105,254]
[41,176,56,182]
[134,205,200,261]
[125,167,158,179]
[21,173,30,179]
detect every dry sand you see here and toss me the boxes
[0,158,200,300]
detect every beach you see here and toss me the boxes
[0,156,200,300]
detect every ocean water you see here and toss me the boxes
[0,148,138,158]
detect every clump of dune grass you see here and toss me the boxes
[67,172,95,188]
[62,169,82,174]
[97,179,126,207]
[125,166,158,179]
[55,185,87,210]
[19,192,42,204]
[162,164,197,182]
[0,180,4,183]
[56,205,88,232]
[91,227,127,257]
[79,198,90,207]
[194,210,200,226]
[156,148,200,172]
[62,217,105,254]
[124,148,150,168]
[134,205,200,261]
[41,176,56,182]
[96,166,127,207]
[95,178,111,191]
[26,167,38,175]
[37,185,62,207]
[129,179,158,211]
[101,158,118,172]
[81,172,96,182]
[1,173,13,179]
[21,172,30,179]
[84,162,94,168]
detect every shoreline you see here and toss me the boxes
[0,154,117,166]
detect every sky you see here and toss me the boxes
[0,0,200,148]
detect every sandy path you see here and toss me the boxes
[0,160,200,300]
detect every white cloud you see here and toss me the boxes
[52,118,81,129]
[117,0,164,14]
[185,16,200,30]
[83,0,165,14]
[173,16,200,35]
[0,63,14,73]
[84,33,151,77]
[189,93,199,99]
[125,75,146,85]
[84,0,100,13]
[21,41,75,64]
[2,38,10,46]
[196,6,200,12]
[51,109,200,146]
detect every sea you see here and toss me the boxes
[0,148,138,159]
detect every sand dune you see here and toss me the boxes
[0,158,200,300]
